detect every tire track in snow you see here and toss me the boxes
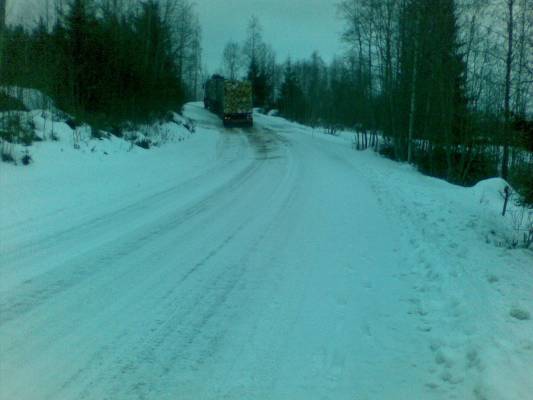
[0,131,248,266]
[0,125,297,400]
[0,134,260,326]
[48,219,250,400]
[49,127,299,400]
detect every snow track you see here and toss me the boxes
[1,103,532,399]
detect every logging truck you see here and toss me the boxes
[204,75,253,127]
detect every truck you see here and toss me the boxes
[204,74,253,127]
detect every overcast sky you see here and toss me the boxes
[196,0,343,73]
[6,0,344,72]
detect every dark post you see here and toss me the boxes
[502,186,511,216]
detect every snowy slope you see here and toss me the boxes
[1,103,532,400]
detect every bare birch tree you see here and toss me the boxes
[502,0,515,180]
[222,41,241,80]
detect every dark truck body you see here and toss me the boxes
[204,75,253,127]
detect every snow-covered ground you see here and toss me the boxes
[1,102,532,400]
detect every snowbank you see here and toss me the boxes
[1,100,213,251]
[257,111,532,249]
[0,86,199,165]
[262,112,533,399]
[470,178,532,245]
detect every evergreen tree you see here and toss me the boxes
[277,60,306,122]
[243,16,274,108]
[0,0,196,125]
[0,0,5,75]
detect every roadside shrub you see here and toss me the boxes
[21,131,37,146]
[324,124,341,136]
[512,115,533,152]
[415,146,448,180]
[0,93,27,112]
[125,132,138,142]
[110,125,123,138]
[0,128,14,142]
[459,152,499,186]
[21,152,32,165]
[164,111,175,122]
[65,118,81,130]
[91,127,107,140]
[378,142,398,160]
[510,163,533,207]
[414,146,498,186]
[135,138,151,149]
[1,141,15,163]
[183,118,195,133]
[0,114,37,146]
[1,151,15,163]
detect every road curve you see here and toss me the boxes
[1,104,484,400]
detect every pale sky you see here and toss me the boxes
[7,0,343,72]
[195,0,343,72]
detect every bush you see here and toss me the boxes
[21,152,32,165]
[184,119,195,133]
[510,163,533,207]
[1,152,15,163]
[460,151,499,186]
[125,132,138,142]
[324,124,341,136]
[135,138,151,149]
[0,93,27,112]
[0,114,37,146]
[110,125,123,138]
[0,128,14,142]
[164,111,175,122]
[90,127,107,140]
[414,146,498,186]
[21,131,37,146]
[65,118,81,130]
[2,152,15,163]
[1,141,15,163]
[378,142,398,160]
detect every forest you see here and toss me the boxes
[0,0,201,124]
[273,0,533,204]
[0,0,532,204]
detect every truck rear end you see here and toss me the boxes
[222,80,253,127]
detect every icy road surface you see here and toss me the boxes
[1,103,532,400]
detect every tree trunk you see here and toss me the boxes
[0,0,5,70]
[407,27,418,164]
[514,0,528,116]
[502,0,514,181]
[407,5,420,164]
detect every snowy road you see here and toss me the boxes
[1,104,532,399]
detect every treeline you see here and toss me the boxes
[0,0,201,125]
[219,16,278,108]
[274,0,533,204]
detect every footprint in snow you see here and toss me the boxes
[509,308,530,320]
